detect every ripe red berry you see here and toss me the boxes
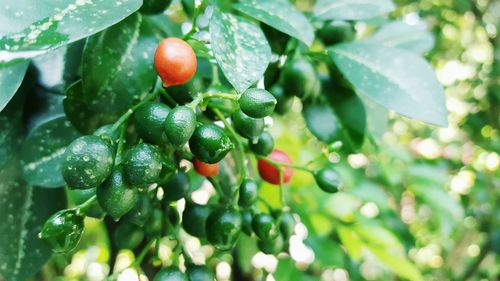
[258,149,293,185]
[154,38,197,87]
[193,158,219,177]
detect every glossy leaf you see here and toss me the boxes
[20,116,81,188]
[0,159,67,281]
[328,43,448,127]
[303,102,342,143]
[0,0,142,61]
[234,0,314,46]
[366,21,435,53]
[83,13,159,113]
[209,9,272,93]
[313,0,395,21]
[0,61,29,112]
[0,93,25,169]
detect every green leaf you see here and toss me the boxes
[328,43,448,127]
[370,248,423,281]
[337,226,363,260]
[274,258,304,280]
[82,13,159,113]
[328,90,366,150]
[0,61,29,112]
[209,9,272,93]
[411,183,464,222]
[313,0,395,21]
[325,192,361,222]
[0,0,142,61]
[304,236,344,267]
[361,96,388,144]
[352,224,405,253]
[302,102,342,143]
[234,0,314,46]
[20,116,81,188]
[64,80,117,134]
[366,21,435,53]
[0,159,67,281]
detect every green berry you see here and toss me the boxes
[238,179,258,208]
[123,143,163,185]
[182,202,211,238]
[145,208,165,238]
[252,213,279,241]
[154,267,188,281]
[40,209,84,254]
[123,192,153,226]
[61,135,114,189]
[114,222,144,250]
[269,85,294,115]
[163,170,190,202]
[278,212,296,240]
[97,166,139,219]
[257,235,284,255]
[249,131,274,156]
[164,106,197,147]
[318,20,355,46]
[206,207,242,251]
[134,101,170,145]
[189,124,233,164]
[232,109,265,142]
[314,166,343,193]
[239,88,277,118]
[186,265,214,281]
[241,209,254,236]
[281,59,318,100]
[140,0,172,14]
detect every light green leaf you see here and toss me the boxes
[324,192,361,221]
[0,159,67,281]
[0,0,142,61]
[83,13,159,113]
[411,183,464,222]
[0,61,29,112]
[353,224,405,253]
[302,102,342,143]
[209,9,272,93]
[313,0,395,21]
[234,0,314,46]
[20,117,81,188]
[328,43,448,127]
[370,247,424,281]
[366,21,435,53]
[361,96,388,144]
[305,236,344,267]
[337,226,363,260]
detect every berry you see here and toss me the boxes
[123,192,153,226]
[318,20,355,46]
[189,124,233,164]
[145,208,165,238]
[257,234,284,255]
[281,59,318,100]
[154,267,188,281]
[182,202,211,238]
[123,143,163,185]
[40,209,84,254]
[257,149,294,185]
[61,135,114,189]
[238,179,258,208]
[252,213,279,241]
[314,166,343,193]
[269,84,294,115]
[114,222,144,250]
[154,38,197,87]
[278,212,296,240]
[232,109,265,142]
[140,0,172,14]
[193,158,219,177]
[97,166,139,219]
[239,88,277,118]
[134,101,170,144]
[163,170,190,202]
[186,265,215,281]
[241,209,254,236]
[249,131,274,156]
[206,207,242,251]
[164,106,197,148]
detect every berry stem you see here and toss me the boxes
[202,92,238,100]
[256,155,314,173]
[77,195,97,214]
[133,239,156,268]
[182,0,203,40]
[114,123,128,165]
[110,92,159,133]
[278,167,287,208]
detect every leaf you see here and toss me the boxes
[20,116,81,188]
[352,224,405,253]
[209,9,272,93]
[328,43,448,127]
[411,183,464,222]
[0,61,29,112]
[304,236,344,267]
[313,0,395,21]
[274,258,303,281]
[370,248,423,281]
[337,226,363,260]
[234,0,314,46]
[0,159,67,281]
[82,13,159,113]
[361,96,388,144]
[0,0,142,61]
[325,192,361,222]
[302,102,342,143]
[365,21,435,53]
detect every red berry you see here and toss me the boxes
[154,38,197,87]
[258,149,293,185]
[193,158,219,177]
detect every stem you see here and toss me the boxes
[77,195,97,214]
[160,88,178,107]
[133,239,156,268]
[203,92,238,100]
[182,0,203,40]
[208,176,230,201]
[114,123,128,165]
[111,92,159,132]
[257,197,274,212]
[211,63,221,86]
[278,167,287,207]
[256,155,314,173]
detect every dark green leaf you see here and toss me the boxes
[209,9,272,93]
[20,116,81,188]
[313,0,395,21]
[304,236,344,267]
[303,102,342,143]
[0,0,142,60]
[328,43,448,127]
[0,159,67,281]
[0,61,29,112]
[83,13,159,113]
[365,21,435,53]
[234,0,314,46]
